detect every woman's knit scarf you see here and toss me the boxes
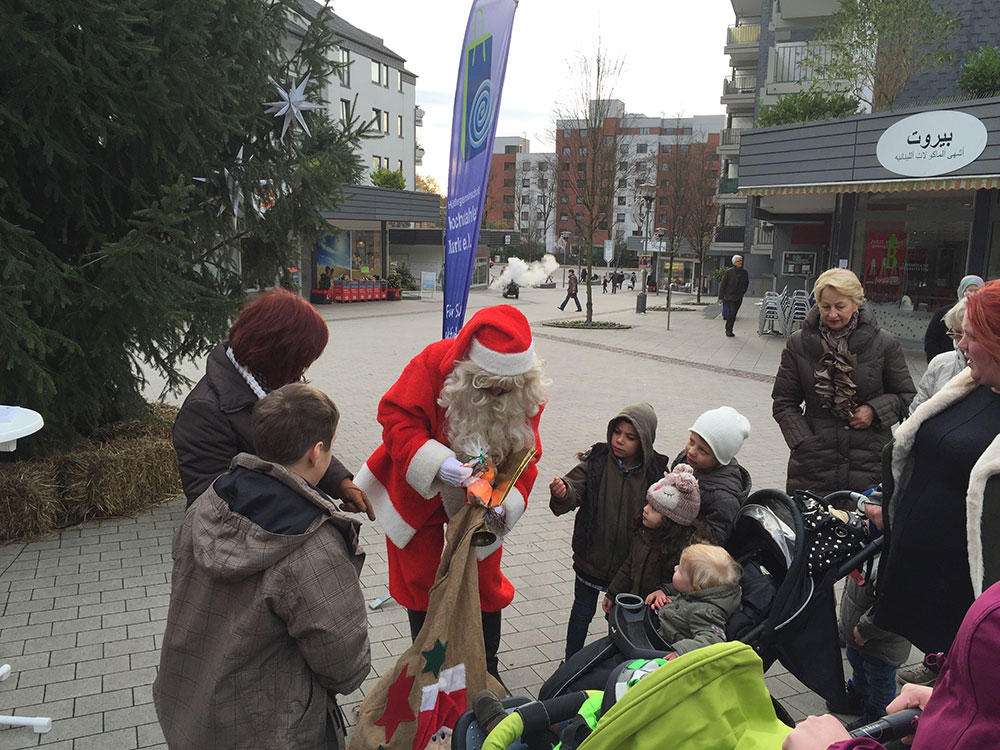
[225,346,271,400]
[814,311,860,420]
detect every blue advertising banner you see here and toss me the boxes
[442,0,518,338]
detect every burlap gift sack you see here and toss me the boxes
[350,504,505,749]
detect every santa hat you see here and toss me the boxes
[646,464,700,525]
[444,305,535,376]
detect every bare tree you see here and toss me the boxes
[554,44,627,323]
[658,119,720,301]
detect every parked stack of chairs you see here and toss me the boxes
[757,288,788,336]
[757,287,812,337]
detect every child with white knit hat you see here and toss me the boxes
[671,406,752,544]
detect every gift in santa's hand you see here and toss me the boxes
[463,447,536,509]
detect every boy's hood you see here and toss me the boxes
[186,454,351,581]
[606,402,658,470]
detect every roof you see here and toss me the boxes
[295,0,416,76]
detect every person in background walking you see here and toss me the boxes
[559,269,582,312]
[718,255,749,337]
[602,274,608,294]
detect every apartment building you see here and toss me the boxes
[291,2,439,293]
[729,0,1000,341]
[482,137,558,257]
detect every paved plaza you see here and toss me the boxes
[0,283,929,747]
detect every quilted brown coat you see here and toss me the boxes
[153,454,370,750]
[771,305,915,495]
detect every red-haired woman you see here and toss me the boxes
[870,279,1000,675]
[172,289,373,518]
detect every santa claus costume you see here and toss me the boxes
[356,305,544,677]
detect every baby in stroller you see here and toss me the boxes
[646,543,743,656]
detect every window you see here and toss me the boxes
[659,196,668,206]
[504,145,518,154]
[658,213,666,222]
[617,178,626,188]
[682,127,693,135]
[562,128,571,138]
[663,145,672,154]
[576,179,585,188]
[661,179,669,188]
[681,145,690,153]
[504,161,514,171]
[576,196,583,204]
[560,179,569,188]
[335,48,350,86]
[598,220,607,230]
[636,143,648,154]
[372,108,389,133]
[579,147,587,156]
[579,129,587,137]
[561,161,569,171]
[503,195,514,204]
[639,127,650,135]
[503,211,514,220]
[576,213,584,221]
[577,162,585,172]
[537,194,546,205]
[382,111,389,133]
[604,135,614,145]
[521,211,529,221]
[397,114,403,135]
[616,213,625,222]
[340,99,351,123]
[371,60,381,83]
[620,144,629,155]
[372,155,381,170]
[538,178,548,189]
[616,196,626,206]
[561,146,571,155]
[397,69,404,92]
[522,178,530,188]
[560,213,568,222]
[619,161,627,171]
[536,210,545,220]
[504,179,514,187]
[398,160,403,172]
[560,195,568,204]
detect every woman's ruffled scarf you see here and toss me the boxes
[815,312,860,420]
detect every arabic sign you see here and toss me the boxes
[876,110,988,178]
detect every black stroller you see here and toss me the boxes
[540,488,879,710]
[453,487,891,750]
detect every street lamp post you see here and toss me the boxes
[636,183,655,314]
[659,226,677,331]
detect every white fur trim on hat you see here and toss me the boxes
[468,337,535,376]
[690,406,750,466]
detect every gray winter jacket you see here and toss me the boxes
[838,560,910,667]
[656,583,742,655]
[771,305,915,494]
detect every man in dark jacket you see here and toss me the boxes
[718,255,750,337]
[559,269,582,312]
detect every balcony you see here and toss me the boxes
[714,225,746,244]
[415,144,425,166]
[414,105,425,128]
[722,73,757,111]
[772,42,832,85]
[718,177,739,194]
[724,24,761,65]
[727,24,760,44]
[717,127,743,157]
[754,223,774,248]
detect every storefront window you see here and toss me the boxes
[352,230,382,278]
[853,191,975,309]
[316,228,383,284]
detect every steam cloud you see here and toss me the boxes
[492,254,560,289]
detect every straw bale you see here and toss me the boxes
[0,459,60,541]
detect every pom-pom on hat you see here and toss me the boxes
[444,304,535,376]
[690,406,750,466]
[646,463,701,525]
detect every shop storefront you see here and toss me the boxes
[738,97,1000,341]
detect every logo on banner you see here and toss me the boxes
[462,10,494,162]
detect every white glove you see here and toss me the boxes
[438,457,473,487]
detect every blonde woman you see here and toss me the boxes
[771,269,915,495]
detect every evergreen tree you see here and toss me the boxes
[1,0,366,445]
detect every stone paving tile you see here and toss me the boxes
[0,287,929,744]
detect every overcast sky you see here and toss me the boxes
[332,0,736,192]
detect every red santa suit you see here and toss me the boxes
[355,305,543,612]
